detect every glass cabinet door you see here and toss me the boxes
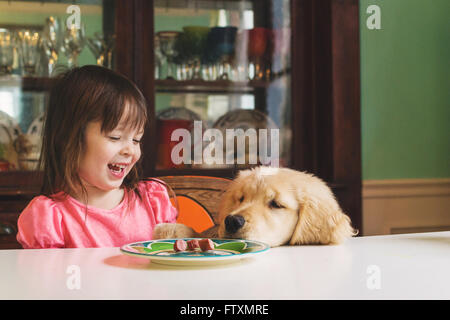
[0,0,116,174]
[153,0,291,173]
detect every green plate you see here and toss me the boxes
[120,238,270,266]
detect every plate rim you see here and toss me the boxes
[119,238,270,261]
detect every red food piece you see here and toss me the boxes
[198,239,214,251]
[187,239,200,250]
[174,239,187,252]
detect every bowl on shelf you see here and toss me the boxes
[13,133,41,171]
[17,158,39,171]
[212,109,278,167]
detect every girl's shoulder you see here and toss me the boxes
[25,193,65,210]
[134,179,177,223]
[17,194,66,249]
[134,178,175,207]
[19,193,67,221]
[137,178,171,194]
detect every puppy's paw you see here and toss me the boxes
[152,223,198,239]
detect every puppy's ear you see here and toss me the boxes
[289,176,358,245]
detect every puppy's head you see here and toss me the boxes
[217,166,357,247]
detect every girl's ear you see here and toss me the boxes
[289,178,358,245]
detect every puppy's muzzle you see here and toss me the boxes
[225,215,245,234]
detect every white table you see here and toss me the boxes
[1,232,449,300]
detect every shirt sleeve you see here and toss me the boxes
[140,179,178,224]
[16,196,65,249]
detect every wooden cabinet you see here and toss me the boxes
[0,0,361,249]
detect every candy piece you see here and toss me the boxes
[198,239,214,251]
[187,239,200,250]
[174,239,187,252]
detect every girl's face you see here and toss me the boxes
[78,118,143,193]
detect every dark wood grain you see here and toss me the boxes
[114,0,134,77]
[21,77,56,91]
[133,0,157,177]
[290,0,361,233]
[329,0,362,233]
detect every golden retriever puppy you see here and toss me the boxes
[153,166,358,247]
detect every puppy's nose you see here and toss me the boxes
[225,215,245,234]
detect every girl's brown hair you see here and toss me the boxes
[40,65,147,201]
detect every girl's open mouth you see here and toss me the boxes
[108,163,128,178]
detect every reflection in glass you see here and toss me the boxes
[15,30,41,76]
[0,29,14,74]
[154,34,165,79]
[0,78,46,171]
[62,23,86,68]
[182,26,209,80]
[158,31,180,80]
[153,0,292,168]
[40,16,63,76]
[248,28,268,80]
[204,27,237,81]
[174,32,191,80]
[86,32,115,69]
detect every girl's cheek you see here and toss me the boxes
[134,148,142,162]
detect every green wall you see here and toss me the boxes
[360,0,450,180]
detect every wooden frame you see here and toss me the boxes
[290,0,362,233]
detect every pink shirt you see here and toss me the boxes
[16,180,177,249]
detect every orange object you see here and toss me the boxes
[172,195,215,233]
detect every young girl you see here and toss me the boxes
[16,65,177,249]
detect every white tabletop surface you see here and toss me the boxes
[1,231,449,300]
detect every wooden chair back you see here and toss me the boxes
[156,175,232,225]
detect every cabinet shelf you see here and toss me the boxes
[155,79,269,94]
[0,76,56,91]
[0,171,41,197]
[13,78,270,93]
[155,166,257,179]
[21,77,56,91]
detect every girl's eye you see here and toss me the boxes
[109,136,120,141]
[133,139,142,144]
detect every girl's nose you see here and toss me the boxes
[120,142,134,156]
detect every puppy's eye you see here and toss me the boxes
[239,196,244,203]
[269,199,284,209]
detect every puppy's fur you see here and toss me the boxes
[153,167,358,247]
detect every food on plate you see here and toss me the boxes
[174,239,187,252]
[198,239,214,251]
[187,239,200,250]
[173,239,214,252]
